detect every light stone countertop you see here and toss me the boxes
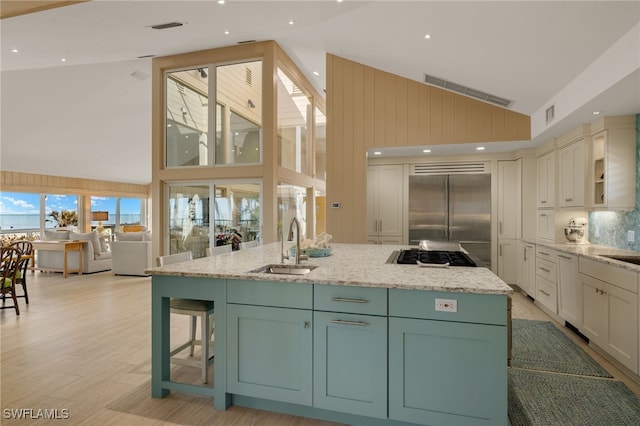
[527,240,640,273]
[147,243,513,295]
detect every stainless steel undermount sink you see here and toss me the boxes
[599,254,640,266]
[250,264,318,275]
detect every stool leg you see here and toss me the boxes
[201,312,209,384]
[189,315,197,356]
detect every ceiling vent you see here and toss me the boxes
[151,22,184,30]
[411,162,488,175]
[545,105,555,124]
[424,74,513,108]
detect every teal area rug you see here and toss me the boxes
[511,319,612,378]
[509,368,640,426]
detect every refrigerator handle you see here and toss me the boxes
[499,221,503,235]
[445,177,450,240]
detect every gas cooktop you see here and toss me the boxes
[394,249,477,267]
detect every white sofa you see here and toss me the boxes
[111,232,153,276]
[37,230,112,274]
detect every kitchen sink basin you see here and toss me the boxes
[250,264,318,275]
[599,254,640,266]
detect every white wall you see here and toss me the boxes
[0,59,152,184]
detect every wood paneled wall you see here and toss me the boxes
[326,54,531,243]
[0,170,149,197]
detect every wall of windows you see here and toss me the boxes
[90,196,146,233]
[153,41,326,257]
[168,182,260,258]
[277,184,307,241]
[277,68,311,174]
[165,61,263,168]
[0,191,147,242]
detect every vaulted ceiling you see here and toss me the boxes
[1,1,638,183]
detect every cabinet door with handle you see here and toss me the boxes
[580,273,608,347]
[497,239,517,284]
[559,140,585,208]
[313,311,387,418]
[226,304,313,406]
[557,253,580,327]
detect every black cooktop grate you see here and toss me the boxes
[396,249,476,267]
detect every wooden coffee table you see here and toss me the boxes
[31,240,88,277]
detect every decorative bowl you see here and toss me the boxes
[289,247,332,257]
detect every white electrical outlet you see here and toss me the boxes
[435,298,457,313]
[628,230,636,243]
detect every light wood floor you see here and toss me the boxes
[1,271,638,425]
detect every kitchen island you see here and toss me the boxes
[148,243,512,426]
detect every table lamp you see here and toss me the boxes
[91,211,109,233]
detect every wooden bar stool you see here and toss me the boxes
[157,251,214,383]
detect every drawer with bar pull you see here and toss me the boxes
[314,284,387,315]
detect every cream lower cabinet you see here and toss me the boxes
[579,258,638,374]
[517,242,536,298]
[535,247,558,314]
[557,253,580,328]
[498,239,518,285]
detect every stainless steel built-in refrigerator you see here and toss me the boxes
[409,174,491,267]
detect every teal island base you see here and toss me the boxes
[152,274,509,426]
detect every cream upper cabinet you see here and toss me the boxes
[536,151,555,209]
[590,117,637,210]
[558,139,585,208]
[536,210,555,241]
[367,165,404,243]
[498,160,522,239]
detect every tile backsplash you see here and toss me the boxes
[588,114,640,252]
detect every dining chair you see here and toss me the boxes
[156,251,214,383]
[205,245,232,256]
[239,240,258,250]
[1,246,22,315]
[10,240,33,304]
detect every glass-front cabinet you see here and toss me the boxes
[154,41,326,258]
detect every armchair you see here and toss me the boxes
[112,232,153,276]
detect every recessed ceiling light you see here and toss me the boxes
[289,20,295,25]
[424,34,432,39]
[313,71,320,76]
[217,0,225,4]
[224,30,230,35]
[423,149,431,153]
[61,58,67,62]
[593,111,600,115]
[337,0,343,3]
[11,49,18,53]
[373,151,382,155]
[476,147,485,151]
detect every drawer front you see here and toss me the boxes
[314,285,387,315]
[389,289,508,326]
[536,257,557,283]
[535,246,557,262]
[227,280,313,309]
[536,276,557,313]
[579,257,638,294]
